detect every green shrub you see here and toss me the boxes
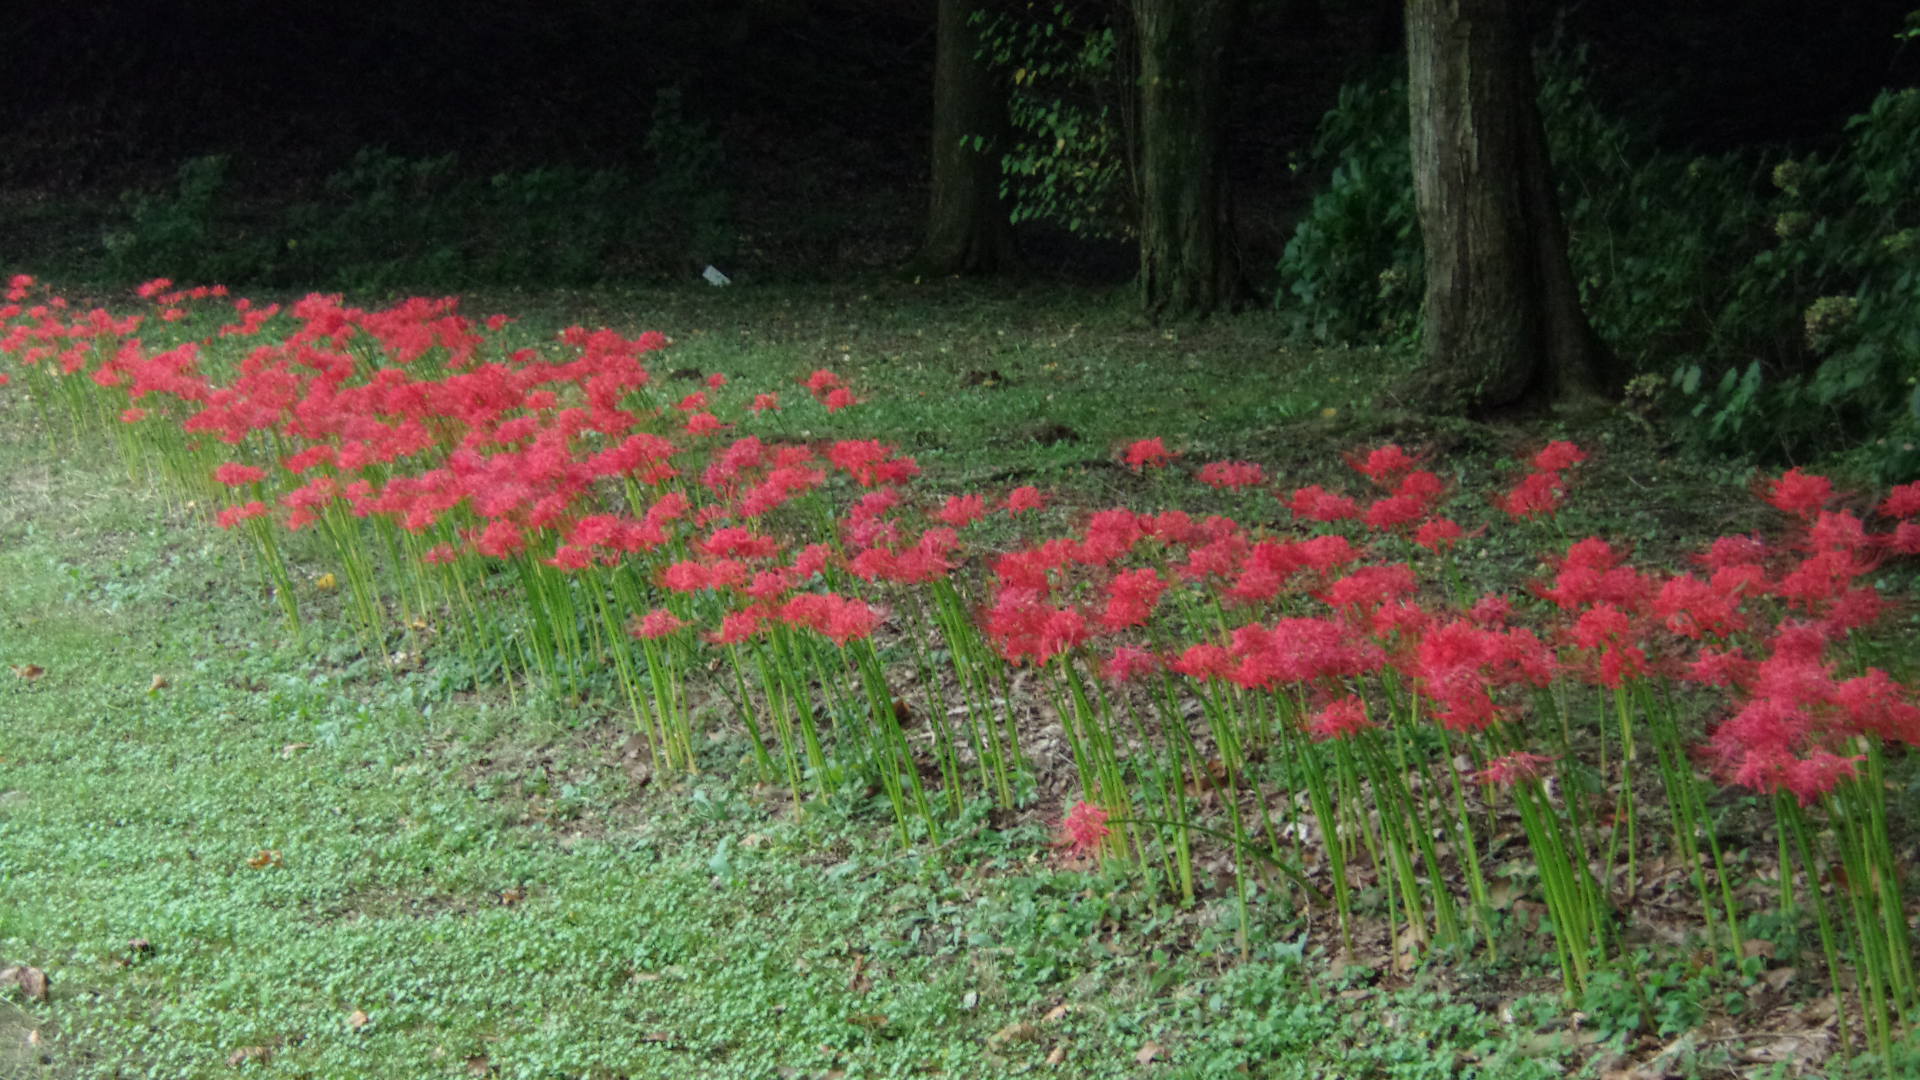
[1277,52,1920,479]
[976,1,1136,240]
[103,90,736,291]
[104,155,275,285]
[1272,79,1419,345]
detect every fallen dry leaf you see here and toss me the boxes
[280,743,312,759]
[497,887,525,907]
[1042,1003,1072,1023]
[1135,1040,1165,1065]
[989,1021,1041,1047]
[246,849,282,870]
[1045,1044,1067,1066]
[347,1009,370,1030]
[313,572,338,591]
[227,1044,273,1067]
[465,1055,493,1077]
[0,966,50,1002]
[10,664,44,681]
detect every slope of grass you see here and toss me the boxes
[0,277,1889,1078]
[0,287,1585,1080]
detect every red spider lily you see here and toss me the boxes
[992,543,1073,594]
[1123,437,1175,472]
[706,372,727,389]
[1307,695,1376,741]
[684,411,728,436]
[1474,751,1557,788]
[748,392,780,413]
[214,462,267,487]
[1170,642,1232,680]
[544,545,596,571]
[824,387,859,412]
[1060,801,1111,856]
[1407,618,1556,731]
[827,439,917,487]
[1695,533,1770,572]
[1363,493,1427,531]
[1683,645,1756,689]
[1653,574,1748,640]
[1179,531,1252,584]
[1537,537,1651,612]
[630,609,687,639]
[1568,603,1649,687]
[1414,517,1466,552]
[779,593,878,645]
[739,569,791,603]
[1878,481,1920,519]
[935,493,988,528]
[984,588,1089,665]
[1098,567,1169,630]
[697,526,780,561]
[214,501,269,529]
[1076,508,1145,566]
[1762,467,1833,519]
[850,527,957,585]
[1469,594,1512,626]
[1295,534,1362,575]
[1805,509,1871,554]
[803,369,844,396]
[1532,441,1587,472]
[1287,485,1360,523]
[707,608,766,645]
[1319,563,1418,618]
[789,544,833,580]
[1141,509,1201,545]
[1197,460,1267,490]
[1347,443,1422,484]
[1004,485,1046,515]
[1499,470,1565,520]
[1224,616,1382,691]
[1394,469,1446,503]
[1102,645,1161,683]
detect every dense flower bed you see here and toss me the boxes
[5,273,1917,1055]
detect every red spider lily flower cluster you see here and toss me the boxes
[1060,800,1112,856]
[16,276,1920,1014]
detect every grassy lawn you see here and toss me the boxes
[0,278,1900,1078]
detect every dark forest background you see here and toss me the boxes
[3,0,1914,281]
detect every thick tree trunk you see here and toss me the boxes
[914,0,1017,276]
[1405,0,1608,411]
[1132,0,1242,319]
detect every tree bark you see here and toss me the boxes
[914,0,1018,276]
[1405,0,1609,412]
[1131,0,1243,319]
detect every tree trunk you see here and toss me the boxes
[1405,0,1609,412]
[914,0,1018,276]
[1132,0,1243,319]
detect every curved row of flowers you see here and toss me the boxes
[5,273,1918,1057]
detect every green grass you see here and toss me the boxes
[0,278,1875,1078]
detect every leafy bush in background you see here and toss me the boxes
[976,1,1137,240]
[1272,79,1418,345]
[103,91,733,291]
[1278,55,1920,480]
